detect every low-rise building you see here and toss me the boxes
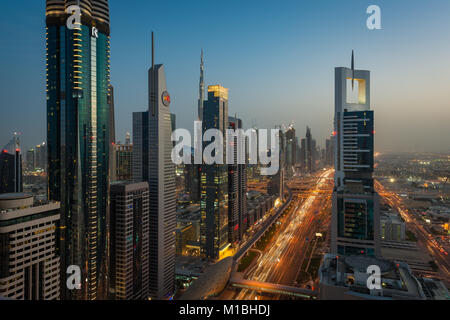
[381,211,406,241]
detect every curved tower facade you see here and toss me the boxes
[46,0,111,300]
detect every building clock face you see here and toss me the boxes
[162,91,171,106]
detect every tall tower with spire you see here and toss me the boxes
[331,52,381,257]
[198,50,205,121]
[132,32,176,299]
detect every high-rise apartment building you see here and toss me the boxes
[109,182,149,300]
[200,85,229,260]
[45,0,111,299]
[132,33,176,299]
[331,54,381,257]
[0,193,60,300]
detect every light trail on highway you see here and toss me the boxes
[235,169,334,300]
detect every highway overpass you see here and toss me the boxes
[229,278,317,299]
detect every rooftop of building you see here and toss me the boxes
[319,253,425,300]
[175,256,206,278]
[207,85,229,100]
[180,257,233,300]
[419,277,450,300]
[177,204,201,221]
[380,210,405,223]
[0,193,32,201]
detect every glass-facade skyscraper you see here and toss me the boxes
[331,58,381,257]
[200,85,229,260]
[45,0,111,300]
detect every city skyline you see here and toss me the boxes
[1,0,450,153]
[0,1,449,304]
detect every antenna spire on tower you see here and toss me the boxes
[152,31,155,69]
[351,50,355,90]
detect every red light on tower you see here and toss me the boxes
[332,131,337,136]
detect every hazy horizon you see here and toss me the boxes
[1,0,449,154]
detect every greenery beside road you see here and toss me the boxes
[237,251,258,272]
[255,222,279,251]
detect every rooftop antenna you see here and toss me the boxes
[351,50,355,90]
[152,31,155,70]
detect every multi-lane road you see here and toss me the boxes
[230,169,334,300]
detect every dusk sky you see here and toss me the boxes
[1,0,449,153]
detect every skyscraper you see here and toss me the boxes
[26,148,36,171]
[300,138,306,169]
[132,33,176,299]
[229,116,248,242]
[109,84,116,186]
[228,117,239,244]
[170,113,176,147]
[0,134,22,194]
[285,126,296,175]
[109,182,149,300]
[325,136,334,167]
[305,126,313,173]
[46,0,111,300]
[125,131,131,145]
[200,85,229,260]
[198,50,205,121]
[35,143,47,171]
[331,53,381,257]
[184,151,201,203]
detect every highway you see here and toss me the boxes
[233,186,293,263]
[233,168,334,300]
